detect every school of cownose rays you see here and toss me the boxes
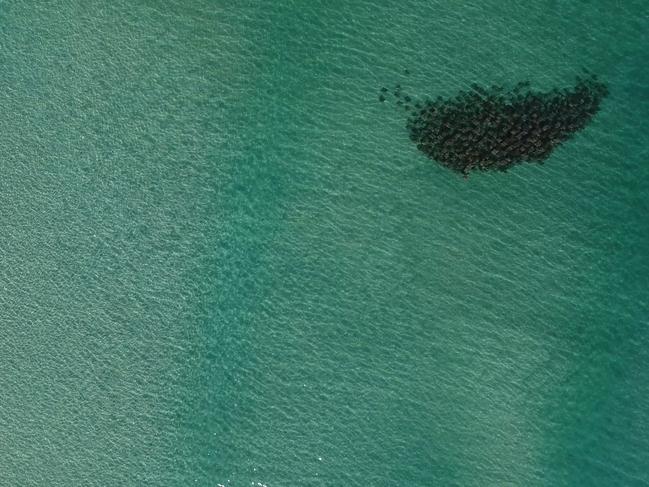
[380,72,608,176]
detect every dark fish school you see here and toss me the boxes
[380,73,608,176]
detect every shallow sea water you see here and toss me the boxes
[0,1,648,485]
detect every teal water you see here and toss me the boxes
[0,1,648,485]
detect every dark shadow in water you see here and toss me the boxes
[380,72,608,177]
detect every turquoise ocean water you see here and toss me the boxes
[0,1,648,485]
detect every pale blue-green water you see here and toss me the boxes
[0,1,648,485]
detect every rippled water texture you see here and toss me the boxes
[0,1,648,486]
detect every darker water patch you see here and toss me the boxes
[380,73,609,176]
